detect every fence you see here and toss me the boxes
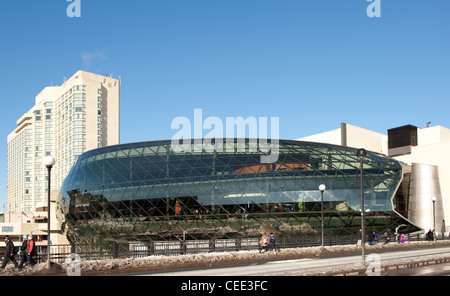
[15,233,450,264]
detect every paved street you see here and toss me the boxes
[384,262,450,276]
[125,246,450,276]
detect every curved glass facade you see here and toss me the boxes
[57,139,419,244]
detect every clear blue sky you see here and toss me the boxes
[0,1,449,208]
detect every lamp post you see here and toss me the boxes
[356,148,367,263]
[319,184,326,247]
[44,155,55,268]
[432,196,436,242]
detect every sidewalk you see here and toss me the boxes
[2,240,450,276]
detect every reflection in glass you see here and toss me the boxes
[57,139,419,244]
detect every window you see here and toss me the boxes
[74,148,85,153]
[74,120,86,126]
[73,100,85,106]
[73,93,86,99]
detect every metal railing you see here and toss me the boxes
[7,233,450,264]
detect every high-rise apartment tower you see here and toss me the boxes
[7,71,120,212]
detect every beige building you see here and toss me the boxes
[299,123,450,235]
[6,71,120,242]
[299,123,388,155]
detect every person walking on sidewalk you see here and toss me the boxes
[26,234,36,267]
[368,231,374,246]
[259,233,269,253]
[267,233,280,252]
[1,236,18,269]
[383,229,391,244]
[18,234,28,269]
[356,229,362,246]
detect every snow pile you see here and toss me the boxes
[2,240,450,276]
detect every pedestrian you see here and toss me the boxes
[368,231,374,246]
[259,233,268,253]
[426,229,434,241]
[26,234,36,267]
[268,233,279,252]
[356,229,362,246]
[18,234,28,269]
[383,229,391,244]
[401,233,405,243]
[1,236,18,269]
[373,232,378,246]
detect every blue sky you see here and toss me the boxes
[0,1,449,208]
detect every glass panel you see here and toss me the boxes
[57,139,419,244]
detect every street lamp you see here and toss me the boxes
[44,155,55,268]
[432,196,437,242]
[319,184,326,247]
[356,148,367,263]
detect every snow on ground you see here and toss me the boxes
[2,240,450,276]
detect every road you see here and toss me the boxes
[384,262,450,276]
[122,246,450,276]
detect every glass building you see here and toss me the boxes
[57,139,420,244]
